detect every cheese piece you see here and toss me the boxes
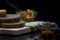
[1,21,25,28]
[0,10,6,17]
[25,22,39,27]
[0,14,20,23]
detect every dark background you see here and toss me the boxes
[0,0,60,39]
[0,0,59,24]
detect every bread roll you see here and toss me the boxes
[0,9,6,17]
[19,9,35,22]
[41,30,53,35]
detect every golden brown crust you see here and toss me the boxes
[18,9,35,22]
[0,10,6,17]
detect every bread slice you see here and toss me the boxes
[1,21,25,28]
[0,14,20,23]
